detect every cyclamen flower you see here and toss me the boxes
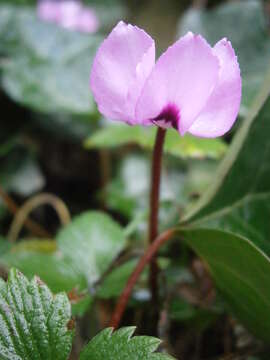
[37,0,99,34]
[90,21,241,137]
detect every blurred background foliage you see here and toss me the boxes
[1,0,270,359]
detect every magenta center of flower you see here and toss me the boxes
[152,104,180,130]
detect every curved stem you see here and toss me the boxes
[8,193,71,242]
[0,184,50,239]
[149,127,166,303]
[109,228,175,329]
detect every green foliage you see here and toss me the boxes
[1,0,270,353]
[0,1,125,119]
[178,0,270,114]
[79,327,175,360]
[0,268,73,360]
[182,228,270,343]
[96,259,137,299]
[57,211,126,285]
[0,146,44,197]
[169,298,221,332]
[0,212,126,296]
[0,245,85,294]
[85,124,227,159]
[0,269,174,359]
[0,6,101,115]
[189,193,270,255]
[175,68,270,344]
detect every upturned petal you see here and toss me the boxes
[90,21,155,124]
[188,39,241,138]
[135,32,220,134]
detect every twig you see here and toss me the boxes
[8,192,71,242]
[0,184,50,238]
[109,228,176,329]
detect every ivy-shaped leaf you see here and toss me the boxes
[0,268,73,360]
[79,327,175,360]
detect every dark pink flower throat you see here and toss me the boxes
[152,104,180,130]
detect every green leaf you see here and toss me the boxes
[190,193,270,256]
[0,268,73,360]
[79,327,175,360]
[0,249,86,294]
[85,124,227,159]
[169,298,221,332]
[183,68,270,228]
[0,6,101,115]
[178,0,270,113]
[182,228,270,342]
[57,211,126,286]
[0,145,44,196]
[97,259,137,299]
[0,212,126,316]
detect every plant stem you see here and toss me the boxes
[109,228,175,329]
[0,184,50,239]
[8,193,71,242]
[149,127,167,303]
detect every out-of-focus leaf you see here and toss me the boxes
[57,211,126,286]
[178,0,270,114]
[106,154,217,229]
[34,113,99,141]
[182,228,270,343]
[105,154,183,229]
[97,259,137,299]
[169,298,221,332]
[0,240,91,316]
[0,212,126,316]
[0,240,86,293]
[190,193,270,256]
[80,327,175,360]
[0,137,18,156]
[85,124,227,159]
[0,146,45,196]
[0,6,102,116]
[10,239,57,253]
[0,268,73,360]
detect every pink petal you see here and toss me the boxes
[135,32,220,134]
[90,21,155,124]
[58,1,82,30]
[76,7,99,34]
[37,1,61,23]
[188,39,241,138]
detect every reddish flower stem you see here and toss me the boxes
[148,127,167,303]
[109,228,175,329]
